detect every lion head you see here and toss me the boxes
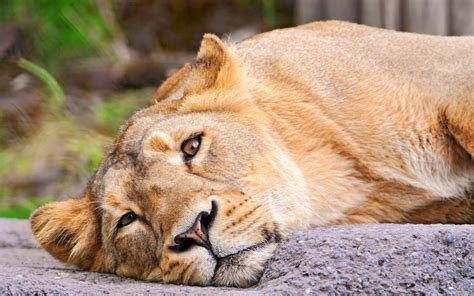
[30,34,308,287]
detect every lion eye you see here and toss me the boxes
[118,212,137,228]
[181,136,202,161]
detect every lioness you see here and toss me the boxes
[31,21,473,287]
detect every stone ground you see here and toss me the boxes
[0,219,472,295]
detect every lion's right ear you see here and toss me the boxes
[30,198,103,270]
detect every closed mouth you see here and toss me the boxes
[216,232,279,261]
[168,201,279,286]
[210,233,279,285]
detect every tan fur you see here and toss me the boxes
[31,21,473,287]
[152,63,191,104]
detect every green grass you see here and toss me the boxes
[0,196,53,219]
[0,149,29,175]
[0,0,112,73]
[93,98,139,135]
[18,58,65,119]
[262,0,278,28]
[70,133,108,174]
[1,58,72,219]
[18,58,65,104]
[0,86,152,220]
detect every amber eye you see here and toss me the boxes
[118,212,137,228]
[181,136,202,161]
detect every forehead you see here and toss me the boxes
[89,110,220,198]
[116,110,221,149]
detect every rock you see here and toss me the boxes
[0,219,472,294]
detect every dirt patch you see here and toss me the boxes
[0,219,472,294]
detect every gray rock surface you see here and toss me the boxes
[0,218,472,295]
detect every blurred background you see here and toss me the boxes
[0,0,473,219]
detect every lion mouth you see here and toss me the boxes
[169,201,279,287]
[216,233,278,261]
[210,233,279,287]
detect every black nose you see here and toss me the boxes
[171,201,217,252]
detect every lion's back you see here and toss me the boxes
[237,20,473,102]
[234,21,474,208]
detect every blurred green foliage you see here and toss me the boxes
[232,0,292,29]
[0,59,140,219]
[18,58,66,119]
[18,58,65,103]
[0,151,29,175]
[70,134,107,174]
[262,0,278,28]
[93,96,140,135]
[0,196,53,219]
[0,0,111,73]
[0,58,151,218]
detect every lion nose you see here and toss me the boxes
[172,201,217,252]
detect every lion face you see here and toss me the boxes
[31,108,291,287]
[98,111,283,286]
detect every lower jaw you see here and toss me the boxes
[211,242,277,287]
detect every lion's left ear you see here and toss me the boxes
[152,34,238,104]
[152,63,191,104]
[185,34,237,94]
[30,197,104,270]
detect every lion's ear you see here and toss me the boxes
[151,34,238,107]
[30,197,102,270]
[185,34,237,94]
[152,63,191,104]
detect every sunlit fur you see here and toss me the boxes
[31,21,473,287]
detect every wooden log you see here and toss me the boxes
[451,0,474,35]
[293,0,473,36]
[404,0,426,33]
[425,0,449,35]
[325,0,360,22]
[295,0,324,24]
[382,0,401,30]
[403,0,449,35]
[361,0,383,27]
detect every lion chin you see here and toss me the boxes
[30,20,473,288]
[211,236,278,287]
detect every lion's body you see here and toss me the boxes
[231,21,474,225]
[31,21,473,287]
